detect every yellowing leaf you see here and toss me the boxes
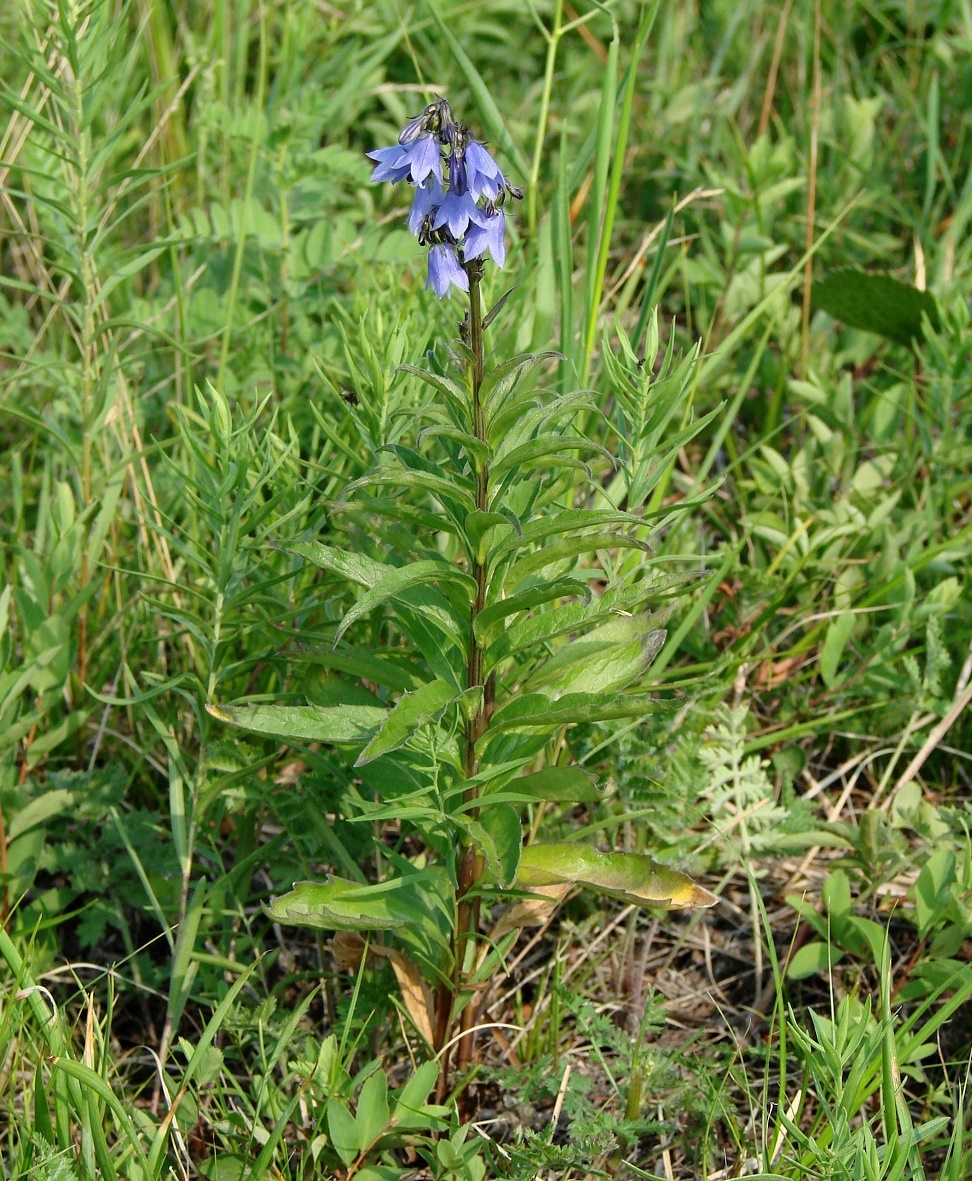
[516,843,717,910]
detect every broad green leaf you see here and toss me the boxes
[515,843,717,910]
[811,269,940,346]
[356,1069,390,1150]
[787,941,844,981]
[483,766,599,804]
[327,1098,360,1167]
[356,678,459,766]
[207,702,385,745]
[393,1061,445,1130]
[335,561,476,645]
[266,877,417,931]
[457,803,521,887]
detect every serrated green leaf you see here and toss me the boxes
[811,269,940,346]
[335,561,476,645]
[207,702,385,745]
[515,843,717,910]
[356,679,459,765]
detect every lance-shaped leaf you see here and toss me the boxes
[267,877,419,931]
[525,610,671,696]
[398,364,471,426]
[207,702,385,745]
[481,765,600,804]
[276,539,388,588]
[292,645,423,693]
[334,560,477,645]
[485,690,665,739]
[355,678,460,766]
[474,577,590,644]
[485,583,684,668]
[506,532,653,587]
[480,350,562,411]
[516,843,717,910]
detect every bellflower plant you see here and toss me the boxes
[212,96,715,1104]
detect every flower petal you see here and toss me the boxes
[427,244,468,297]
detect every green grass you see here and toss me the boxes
[1,0,971,1177]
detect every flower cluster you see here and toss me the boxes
[367,98,521,297]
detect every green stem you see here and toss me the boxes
[439,261,489,1091]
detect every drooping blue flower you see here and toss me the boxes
[367,133,442,186]
[464,139,504,201]
[464,208,506,268]
[432,187,483,239]
[366,144,413,184]
[409,176,444,236]
[427,244,469,297]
